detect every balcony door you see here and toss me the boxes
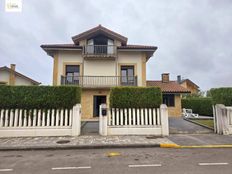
[121,66,135,85]
[65,65,80,84]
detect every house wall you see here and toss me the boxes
[0,71,10,84]
[0,70,35,86]
[84,60,116,76]
[15,76,35,85]
[81,89,110,119]
[55,50,145,87]
[167,94,182,117]
[117,51,144,86]
[181,81,198,94]
[56,50,83,85]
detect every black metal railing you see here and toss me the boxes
[83,45,116,56]
[61,75,137,87]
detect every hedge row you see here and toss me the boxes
[0,86,81,109]
[209,88,232,106]
[110,87,162,108]
[181,98,213,116]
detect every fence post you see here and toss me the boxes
[160,104,169,136]
[99,104,107,136]
[72,104,81,136]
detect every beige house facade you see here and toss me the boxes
[0,64,40,86]
[41,25,157,119]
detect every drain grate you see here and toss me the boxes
[146,136,163,139]
[56,140,70,144]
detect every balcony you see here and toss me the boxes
[61,75,137,87]
[83,45,116,59]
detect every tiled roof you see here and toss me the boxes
[118,44,157,50]
[72,25,128,45]
[41,44,82,49]
[147,80,191,93]
[41,44,157,50]
[0,66,40,85]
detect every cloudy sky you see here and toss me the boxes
[0,0,232,90]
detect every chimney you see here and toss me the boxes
[177,75,181,84]
[9,64,16,85]
[161,73,169,83]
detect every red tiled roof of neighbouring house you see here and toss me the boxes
[72,25,128,45]
[147,80,191,93]
[0,66,40,85]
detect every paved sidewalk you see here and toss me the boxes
[0,135,174,150]
[169,134,232,146]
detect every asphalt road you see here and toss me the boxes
[0,148,232,174]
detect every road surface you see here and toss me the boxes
[0,148,232,173]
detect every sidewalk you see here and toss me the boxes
[0,135,174,150]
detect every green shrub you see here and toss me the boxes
[209,88,232,106]
[181,98,213,116]
[0,86,81,109]
[110,87,162,108]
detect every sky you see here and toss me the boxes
[0,0,232,91]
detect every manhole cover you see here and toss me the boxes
[56,140,70,144]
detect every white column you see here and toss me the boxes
[160,104,169,136]
[99,104,107,136]
[72,104,81,136]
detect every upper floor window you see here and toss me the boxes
[163,94,175,107]
[65,65,80,84]
[121,66,135,85]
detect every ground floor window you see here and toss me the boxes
[163,94,175,107]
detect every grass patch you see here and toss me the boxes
[192,119,214,129]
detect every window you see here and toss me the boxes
[163,94,175,107]
[121,66,135,85]
[65,65,80,84]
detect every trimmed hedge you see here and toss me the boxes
[209,88,232,106]
[0,86,81,109]
[110,87,162,108]
[181,98,213,116]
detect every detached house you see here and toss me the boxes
[0,64,40,86]
[41,25,157,119]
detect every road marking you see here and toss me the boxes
[52,166,91,170]
[128,164,162,168]
[198,162,229,166]
[0,169,13,172]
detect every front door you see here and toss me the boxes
[93,96,106,117]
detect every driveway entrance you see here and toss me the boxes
[169,117,213,134]
[81,121,99,135]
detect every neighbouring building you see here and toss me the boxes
[41,25,157,119]
[177,75,199,94]
[147,73,190,116]
[0,64,40,86]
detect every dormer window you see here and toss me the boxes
[86,35,114,55]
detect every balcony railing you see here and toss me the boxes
[83,45,116,57]
[61,75,137,87]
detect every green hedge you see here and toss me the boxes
[0,86,81,109]
[181,98,213,116]
[209,88,232,106]
[110,87,162,108]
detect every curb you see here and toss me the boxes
[160,144,232,149]
[0,143,161,151]
[184,118,214,131]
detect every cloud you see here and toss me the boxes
[0,0,231,90]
